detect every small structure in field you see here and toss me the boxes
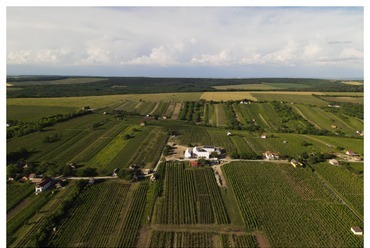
[35,178,53,193]
[346,150,357,156]
[55,180,64,189]
[290,159,303,168]
[331,125,337,129]
[263,151,279,160]
[140,169,151,175]
[227,131,232,136]
[351,226,363,235]
[150,174,156,182]
[112,168,119,177]
[260,134,267,139]
[29,174,43,184]
[140,121,146,127]
[283,140,288,144]
[190,160,200,167]
[88,177,95,185]
[328,159,339,166]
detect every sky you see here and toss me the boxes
[6,7,364,78]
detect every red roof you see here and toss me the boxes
[190,161,199,167]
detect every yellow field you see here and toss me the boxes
[7,92,203,108]
[6,83,14,87]
[200,92,258,101]
[342,81,363,85]
[213,84,278,90]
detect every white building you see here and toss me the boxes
[351,226,363,235]
[35,178,52,193]
[184,149,193,158]
[193,146,210,159]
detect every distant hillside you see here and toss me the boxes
[6,77,363,98]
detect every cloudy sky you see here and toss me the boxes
[7,7,364,78]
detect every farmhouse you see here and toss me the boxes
[35,178,53,193]
[351,226,363,235]
[263,151,279,160]
[193,146,210,159]
[346,150,357,156]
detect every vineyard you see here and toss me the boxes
[48,180,145,247]
[149,231,258,248]
[155,162,229,225]
[223,162,363,247]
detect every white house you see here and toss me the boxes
[193,146,210,159]
[227,132,232,136]
[202,146,221,155]
[351,226,363,235]
[184,149,193,158]
[263,151,279,160]
[35,178,52,193]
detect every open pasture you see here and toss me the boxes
[223,161,363,247]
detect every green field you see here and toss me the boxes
[6,87,364,247]
[7,77,108,86]
[223,161,363,247]
[7,105,78,122]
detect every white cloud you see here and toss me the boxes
[6,7,363,77]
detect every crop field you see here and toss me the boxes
[155,162,229,225]
[7,92,202,109]
[48,180,143,247]
[321,96,363,104]
[7,77,108,86]
[148,231,258,248]
[313,163,363,215]
[293,104,363,134]
[223,161,363,247]
[8,181,78,248]
[200,92,258,101]
[213,82,309,90]
[341,81,363,85]
[251,92,328,106]
[6,105,78,122]
[7,182,35,212]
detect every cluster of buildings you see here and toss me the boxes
[184,146,222,159]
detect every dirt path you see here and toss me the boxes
[215,104,221,127]
[150,224,247,234]
[171,103,182,120]
[254,231,271,248]
[211,164,228,188]
[292,105,321,129]
[149,102,160,115]
[302,135,334,148]
[258,113,273,130]
[134,102,143,109]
